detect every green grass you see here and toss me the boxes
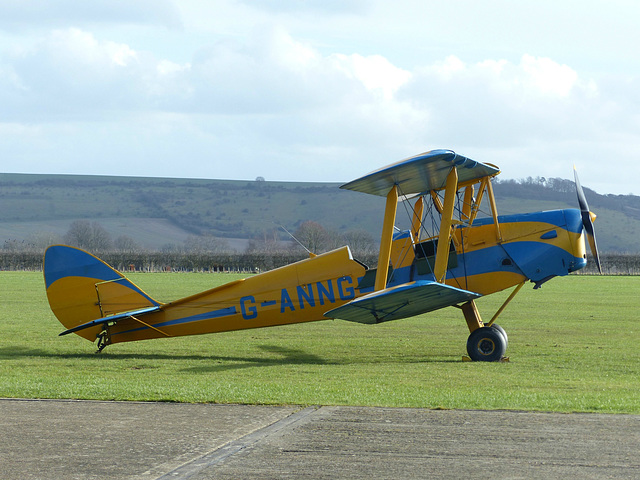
[1,272,638,413]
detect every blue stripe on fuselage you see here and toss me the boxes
[112,306,238,336]
[501,241,586,280]
[386,241,584,289]
[384,245,522,288]
[472,209,583,234]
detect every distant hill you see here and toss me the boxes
[492,177,640,253]
[1,172,639,253]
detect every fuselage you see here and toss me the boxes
[107,208,587,344]
[382,208,587,296]
[44,208,589,346]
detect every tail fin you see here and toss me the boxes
[43,245,161,341]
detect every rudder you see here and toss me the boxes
[43,245,161,341]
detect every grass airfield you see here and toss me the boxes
[0,272,638,414]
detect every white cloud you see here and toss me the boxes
[329,53,411,100]
[0,4,639,195]
[2,24,415,120]
[520,54,579,97]
[156,59,190,75]
[420,54,593,101]
[0,0,182,30]
[46,28,139,69]
[402,54,605,149]
[432,55,467,80]
[2,29,146,118]
[265,27,320,71]
[239,0,369,15]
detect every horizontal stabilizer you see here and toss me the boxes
[58,306,162,336]
[324,280,480,324]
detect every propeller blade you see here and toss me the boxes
[574,166,602,273]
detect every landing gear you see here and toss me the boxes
[460,301,508,362]
[459,282,525,362]
[466,326,507,362]
[96,328,111,353]
[490,323,508,348]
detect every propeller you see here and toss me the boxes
[574,166,602,274]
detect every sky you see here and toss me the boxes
[1,0,639,195]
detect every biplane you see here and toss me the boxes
[43,149,601,361]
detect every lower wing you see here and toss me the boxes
[324,280,480,324]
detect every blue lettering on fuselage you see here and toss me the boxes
[280,289,295,313]
[297,284,316,309]
[337,276,355,300]
[316,280,335,305]
[239,277,355,320]
[240,295,257,319]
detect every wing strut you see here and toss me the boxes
[411,197,424,242]
[433,167,458,283]
[461,185,474,221]
[129,314,171,337]
[486,281,525,327]
[486,178,502,242]
[375,185,398,291]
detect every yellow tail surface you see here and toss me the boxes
[43,245,161,341]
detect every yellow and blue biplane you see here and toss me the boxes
[43,150,600,361]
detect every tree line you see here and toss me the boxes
[2,219,377,255]
[1,219,380,272]
[3,220,638,274]
[1,250,636,275]
[0,249,381,273]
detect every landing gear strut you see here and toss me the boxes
[96,328,111,353]
[458,282,525,361]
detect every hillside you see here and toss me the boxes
[0,173,388,251]
[1,172,639,253]
[492,178,640,253]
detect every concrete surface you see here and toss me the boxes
[1,398,638,479]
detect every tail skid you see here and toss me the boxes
[43,245,161,342]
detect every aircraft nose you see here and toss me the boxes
[560,208,587,274]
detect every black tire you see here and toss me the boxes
[466,327,507,362]
[490,324,508,348]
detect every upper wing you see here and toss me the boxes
[340,149,499,197]
[324,280,480,324]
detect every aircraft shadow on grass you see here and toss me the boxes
[0,344,323,367]
[180,345,331,373]
[0,345,459,373]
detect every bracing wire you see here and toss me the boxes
[384,179,496,286]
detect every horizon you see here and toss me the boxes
[0,169,631,198]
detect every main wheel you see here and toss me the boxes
[490,324,508,348]
[466,326,507,362]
